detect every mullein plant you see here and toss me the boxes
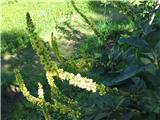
[15,12,138,120]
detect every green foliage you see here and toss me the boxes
[110,0,155,23]
[75,1,160,119]
[3,0,160,120]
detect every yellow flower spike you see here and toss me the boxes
[15,69,45,107]
[26,12,35,34]
[46,71,60,97]
[57,70,97,93]
[15,69,80,119]
[26,13,58,73]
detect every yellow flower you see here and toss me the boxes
[57,70,97,93]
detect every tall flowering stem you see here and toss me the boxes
[15,69,81,119]
[26,12,79,105]
[26,12,58,73]
[15,69,47,107]
[25,12,81,119]
[38,82,51,120]
[15,69,51,120]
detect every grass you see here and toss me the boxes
[1,0,135,55]
[2,1,71,33]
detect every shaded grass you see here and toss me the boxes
[1,30,29,53]
[1,44,48,120]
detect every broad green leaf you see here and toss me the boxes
[143,64,157,75]
[144,90,160,113]
[145,30,160,48]
[118,37,149,48]
[141,72,160,89]
[155,40,160,58]
[129,77,146,93]
[139,53,154,64]
[140,57,152,64]
[107,65,144,86]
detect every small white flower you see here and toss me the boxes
[38,83,44,98]
[75,74,81,79]
[59,73,66,80]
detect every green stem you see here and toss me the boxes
[71,0,100,38]
[43,106,51,120]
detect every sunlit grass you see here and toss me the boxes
[2,1,70,33]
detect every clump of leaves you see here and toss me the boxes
[83,1,160,120]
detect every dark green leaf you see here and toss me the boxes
[155,40,160,58]
[118,37,149,48]
[145,30,160,48]
[108,65,144,86]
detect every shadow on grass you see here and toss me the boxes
[1,30,30,54]
[1,30,47,120]
[56,19,103,57]
[1,30,46,91]
[57,21,86,42]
